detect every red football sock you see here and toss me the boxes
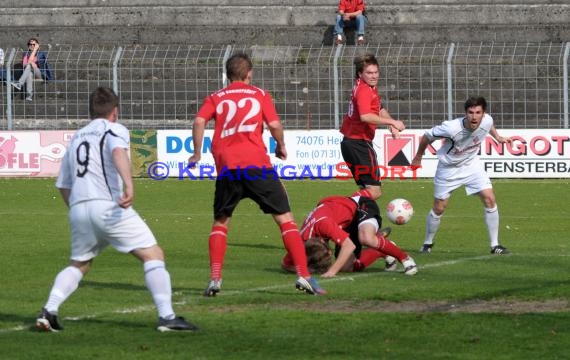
[352,188,373,198]
[376,234,408,262]
[281,253,294,267]
[208,225,228,280]
[357,248,386,269]
[280,221,310,278]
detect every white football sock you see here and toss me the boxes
[44,266,83,313]
[144,260,175,320]
[424,209,442,245]
[484,206,500,247]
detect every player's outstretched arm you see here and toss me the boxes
[489,125,512,144]
[322,238,356,278]
[411,135,432,166]
[361,112,405,131]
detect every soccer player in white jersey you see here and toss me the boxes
[411,96,512,255]
[36,87,198,332]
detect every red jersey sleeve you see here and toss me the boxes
[261,90,280,124]
[196,94,216,122]
[355,86,376,116]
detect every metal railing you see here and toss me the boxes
[2,43,569,130]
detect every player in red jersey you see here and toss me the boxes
[340,54,406,200]
[281,190,418,277]
[188,53,326,296]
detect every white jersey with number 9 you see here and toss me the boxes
[56,118,130,206]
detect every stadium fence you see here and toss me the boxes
[2,43,569,131]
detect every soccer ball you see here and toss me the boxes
[386,198,414,225]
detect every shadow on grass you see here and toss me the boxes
[0,312,34,326]
[1,312,148,333]
[228,243,282,250]
[81,280,201,297]
[81,280,147,291]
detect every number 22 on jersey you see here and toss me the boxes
[217,97,261,138]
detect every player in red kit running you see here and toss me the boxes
[281,190,418,277]
[340,54,406,200]
[188,53,326,296]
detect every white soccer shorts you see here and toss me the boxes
[68,200,157,261]
[433,159,492,200]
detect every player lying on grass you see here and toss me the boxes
[281,192,418,277]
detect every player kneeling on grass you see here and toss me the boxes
[282,192,418,277]
[283,229,416,276]
[36,87,198,333]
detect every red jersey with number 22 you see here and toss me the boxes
[196,81,279,173]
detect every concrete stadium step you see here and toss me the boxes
[2,3,567,27]
[1,2,569,46]
[3,0,567,6]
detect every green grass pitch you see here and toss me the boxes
[0,178,568,359]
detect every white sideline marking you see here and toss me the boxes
[0,253,545,333]
[0,325,27,333]
[222,255,495,294]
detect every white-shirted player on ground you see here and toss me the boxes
[411,96,512,255]
[36,87,198,332]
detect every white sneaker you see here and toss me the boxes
[357,36,365,45]
[203,279,222,297]
[295,276,327,295]
[335,34,343,45]
[11,82,22,91]
[384,256,398,271]
[402,257,418,276]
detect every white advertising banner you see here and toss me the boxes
[0,131,72,177]
[156,129,570,179]
[3,129,566,178]
[411,129,570,179]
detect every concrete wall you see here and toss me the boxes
[3,1,568,130]
[1,1,570,47]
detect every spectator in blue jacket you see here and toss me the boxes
[11,38,53,101]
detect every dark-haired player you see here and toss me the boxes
[412,96,512,254]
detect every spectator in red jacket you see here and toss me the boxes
[334,0,367,45]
